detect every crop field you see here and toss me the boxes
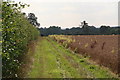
[49,35,120,76]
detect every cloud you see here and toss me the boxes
[19,0,119,3]
[14,0,118,28]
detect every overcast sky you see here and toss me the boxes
[14,0,119,28]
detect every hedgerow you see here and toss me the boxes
[2,1,40,78]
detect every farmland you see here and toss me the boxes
[2,0,120,79]
[22,37,118,78]
[49,35,120,76]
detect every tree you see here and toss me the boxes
[27,13,40,27]
[100,25,110,34]
[81,21,90,35]
[81,21,88,28]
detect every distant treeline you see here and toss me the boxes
[38,21,120,36]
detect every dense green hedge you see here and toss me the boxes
[2,1,40,78]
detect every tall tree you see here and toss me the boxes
[81,21,90,35]
[27,13,40,27]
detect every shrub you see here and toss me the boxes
[2,1,39,78]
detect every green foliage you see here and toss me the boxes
[28,13,40,27]
[2,1,39,78]
[100,25,110,35]
[39,21,120,36]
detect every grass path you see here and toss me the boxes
[25,37,118,78]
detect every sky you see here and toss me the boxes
[13,0,119,28]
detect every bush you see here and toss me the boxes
[2,1,40,78]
